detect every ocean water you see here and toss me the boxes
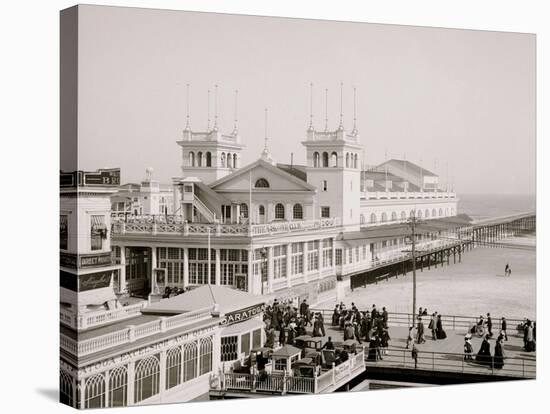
[458,193,536,221]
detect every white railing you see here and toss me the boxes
[60,305,215,357]
[365,191,456,200]
[112,216,341,238]
[215,350,365,395]
[193,195,216,222]
[60,302,148,331]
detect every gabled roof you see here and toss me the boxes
[380,159,438,177]
[276,163,308,182]
[209,158,316,191]
[142,285,264,316]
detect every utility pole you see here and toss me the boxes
[403,216,421,324]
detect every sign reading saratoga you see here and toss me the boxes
[220,304,264,326]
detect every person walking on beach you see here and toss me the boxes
[406,326,414,349]
[464,335,474,361]
[505,263,510,277]
[411,341,418,369]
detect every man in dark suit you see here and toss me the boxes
[487,313,493,337]
[501,317,508,341]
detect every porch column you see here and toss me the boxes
[104,370,111,408]
[247,248,254,294]
[317,240,322,280]
[159,349,167,400]
[267,246,274,293]
[303,242,309,282]
[127,361,135,405]
[119,246,127,292]
[78,377,85,409]
[183,247,189,288]
[286,243,292,288]
[215,249,221,286]
[150,247,158,294]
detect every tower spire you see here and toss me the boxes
[232,89,239,135]
[324,88,329,132]
[207,89,211,132]
[261,107,273,164]
[184,83,191,131]
[213,84,219,131]
[308,82,314,131]
[338,81,344,130]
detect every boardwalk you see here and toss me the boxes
[321,322,536,380]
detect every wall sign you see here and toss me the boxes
[79,271,112,292]
[220,304,264,326]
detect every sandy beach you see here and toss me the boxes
[318,233,536,320]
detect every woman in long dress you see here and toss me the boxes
[493,338,505,369]
[476,335,492,365]
[436,315,447,339]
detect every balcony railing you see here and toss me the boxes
[60,301,147,331]
[60,305,215,357]
[111,214,341,237]
[364,191,456,200]
[213,350,365,395]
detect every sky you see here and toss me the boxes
[70,5,536,195]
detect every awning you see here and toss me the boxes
[91,215,107,232]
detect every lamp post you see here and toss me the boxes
[260,247,267,295]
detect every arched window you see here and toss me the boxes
[166,347,182,390]
[60,370,74,407]
[354,154,358,169]
[84,374,105,409]
[425,209,430,218]
[189,152,195,167]
[293,204,303,220]
[313,152,320,168]
[197,152,203,167]
[258,205,266,223]
[199,337,213,375]
[401,211,407,220]
[240,203,249,219]
[322,152,329,167]
[360,214,365,225]
[346,153,350,168]
[410,210,416,218]
[183,342,198,382]
[451,208,455,215]
[227,153,233,168]
[417,210,423,218]
[220,153,226,168]
[109,366,128,407]
[381,212,388,223]
[391,212,398,221]
[445,208,449,216]
[331,152,338,167]
[439,208,443,217]
[370,213,377,224]
[134,355,160,403]
[206,152,212,167]
[432,208,437,217]
[233,154,237,169]
[275,203,285,220]
[255,178,270,188]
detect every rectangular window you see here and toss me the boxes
[273,245,287,280]
[321,206,330,218]
[221,336,239,362]
[158,248,184,286]
[90,215,106,251]
[291,242,304,275]
[60,215,68,250]
[252,329,262,348]
[322,180,328,191]
[322,238,333,268]
[307,240,319,271]
[274,358,287,371]
[241,332,251,355]
[188,248,215,284]
[335,249,342,266]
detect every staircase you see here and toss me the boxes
[193,195,216,223]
